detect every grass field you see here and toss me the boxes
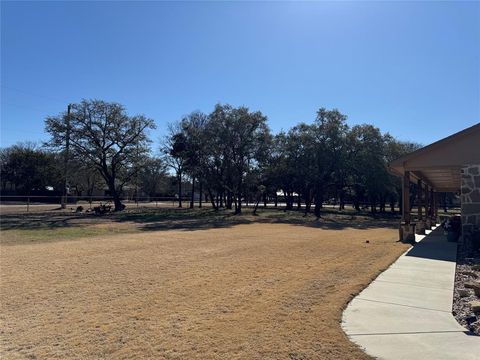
[0,208,409,359]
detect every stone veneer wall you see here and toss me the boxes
[461,164,480,254]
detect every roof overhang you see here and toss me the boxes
[389,123,480,192]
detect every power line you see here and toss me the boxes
[0,128,46,136]
[1,101,52,113]
[1,85,70,105]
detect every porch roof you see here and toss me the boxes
[389,123,480,192]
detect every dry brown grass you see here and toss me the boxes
[0,213,408,359]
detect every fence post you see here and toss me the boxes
[27,197,30,213]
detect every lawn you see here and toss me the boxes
[0,208,409,359]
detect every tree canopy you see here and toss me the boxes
[45,99,155,210]
[0,142,62,195]
[163,104,421,215]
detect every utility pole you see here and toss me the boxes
[135,121,140,207]
[61,104,71,209]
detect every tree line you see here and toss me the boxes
[0,141,172,202]
[1,99,420,214]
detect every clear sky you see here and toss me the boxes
[1,1,479,149]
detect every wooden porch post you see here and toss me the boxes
[430,188,436,218]
[417,179,423,221]
[425,184,429,215]
[400,171,415,242]
[402,171,411,222]
[425,184,431,229]
[416,180,427,234]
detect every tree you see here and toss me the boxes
[162,123,189,208]
[139,156,168,198]
[310,108,349,217]
[269,125,315,212]
[206,104,271,214]
[346,124,389,213]
[179,111,209,209]
[384,137,422,212]
[0,142,62,195]
[45,99,155,211]
[67,159,105,198]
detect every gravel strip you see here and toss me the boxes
[453,251,480,335]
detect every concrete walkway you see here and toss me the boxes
[342,226,480,360]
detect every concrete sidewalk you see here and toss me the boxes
[342,227,480,360]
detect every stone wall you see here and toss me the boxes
[461,164,480,254]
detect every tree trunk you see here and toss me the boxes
[314,196,322,218]
[390,196,395,213]
[283,190,291,211]
[370,197,376,214]
[263,193,267,208]
[304,188,312,215]
[354,199,360,211]
[199,181,203,208]
[104,177,124,212]
[177,172,182,208]
[253,193,262,215]
[379,195,386,213]
[109,186,124,212]
[353,186,361,211]
[207,187,218,210]
[190,176,195,209]
[113,196,124,212]
[226,191,232,209]
[236,193,242,214]
[314,186,323,218]
[339,189,345,210]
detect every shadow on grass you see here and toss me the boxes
[0,212,85,230]
[117,207,399,231]
[0,206,401,234]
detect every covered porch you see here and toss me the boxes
[389,123,480,252]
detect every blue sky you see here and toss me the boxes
[1,1,479,149]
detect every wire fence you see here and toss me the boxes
[0,194,462,216]
[0,195,189,213]
[0,195,346,214]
